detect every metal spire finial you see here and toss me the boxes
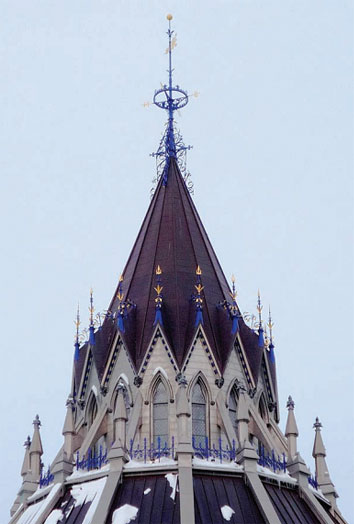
[313,417,323,430]
[151,15,193,192]
[74,303,80,361]
[257,290,264,347]
[89,288,94,327]
[286,395,295,410]
[268,306,274,344]
[154,265,163,326]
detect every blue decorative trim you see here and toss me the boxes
[258,445,286,473]
[192,436,237,463]
[39,466,54,488]
[76,446,108,471]
[129,437,175,463]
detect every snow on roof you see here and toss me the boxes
[112,503,139,524]
[165,473,178,500]
[44,509,64,524]
[16,483,62,524]
[192,457,243,472]
[221,505,235,521]
[257,465,297,484]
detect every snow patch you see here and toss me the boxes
[66,463,110,480]
[17,483,62,524]
[44,509,64,524]
[144,488,151,495]
[153,367,168,379]
[257,465,297,484]
[91,385,98,397]
[192,457,243,471]
[221,505,235,521]
[165,473,178,500]
[112,504,139,524]
[118,373,129,385]
[124,457,176,469]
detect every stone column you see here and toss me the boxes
[108,383,129,470]
[176,375,195,524]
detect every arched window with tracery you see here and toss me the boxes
[192,380,207,447]
[153,380,168,447]
[228,387,239,436]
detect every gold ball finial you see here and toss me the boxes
[167,14,173,21]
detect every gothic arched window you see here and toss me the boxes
[153,381,168,447]
[88,395,98,427]
[192,380,207,447]
[259,393,268,422]
[229,387,239,436]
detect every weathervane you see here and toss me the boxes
[150,14,194,195]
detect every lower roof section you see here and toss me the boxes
[263,480,319,524]
[193,473,265,524]
[107,472,180,524]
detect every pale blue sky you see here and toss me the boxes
[0,1,353,521]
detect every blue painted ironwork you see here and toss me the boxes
[39,466,54,488]
[129,437,175,463]
[153,265,163,326]
[116,275,136,333]
[257,445,287,473]
[308,474,318,490]
[76,446,108,471]
[192,437,237,463]
[218,275,241,335]
[192,266,204,327]
[151,15,192,192]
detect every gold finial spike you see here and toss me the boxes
[231,274,235,284]
[155,284,163,295]
[167,13,173,21]
[119,274,124,282]
[196,265,202,276]
[156,265,162,275]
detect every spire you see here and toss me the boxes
[89,288,95,345]
[21,436,31,479]
[153,265,163,326]
[151,14,191,187]
[285,396,299,460]
[193,265,204,326]
[116,275,136,333]
[62,396,75,458]
[312,417,338,505]
[29,415,43,479]
[257,290,264,347]
[74,303,80,361]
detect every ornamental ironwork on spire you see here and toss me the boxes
[151,14,193,195]
[257,290,264,347]
[153,265,164,326]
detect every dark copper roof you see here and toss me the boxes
[105,157,243,374]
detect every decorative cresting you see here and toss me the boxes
[153,265,163,326]
[218,274,241,334]
[150,14,193,194]
[192,265,204,327]
[116,274,135,333]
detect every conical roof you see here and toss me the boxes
[95,157,260,376]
